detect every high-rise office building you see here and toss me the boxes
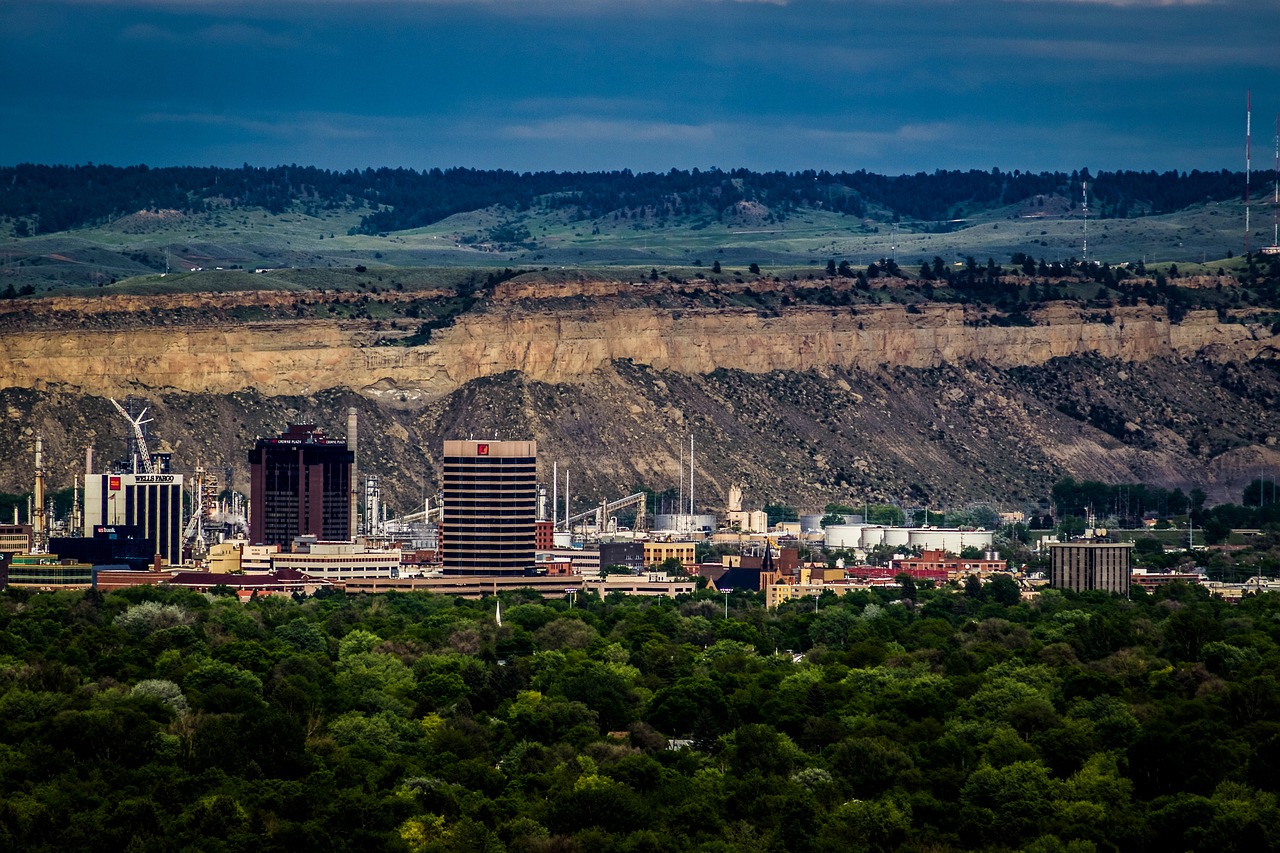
[441,440,536,574]
[1048,541,1133,596]
[83,473,185,566]
[249,424,353,547]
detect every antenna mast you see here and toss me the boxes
[1082,180,1089,264]
[1272,113,1279,251]
[1246,91,1252,255]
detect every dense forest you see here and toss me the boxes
[1,578,1278,852]
[0,163,1248,237]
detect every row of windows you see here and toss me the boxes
[443,457,535,467]
[442,544,536,554]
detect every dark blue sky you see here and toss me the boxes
[3,0,1278,174]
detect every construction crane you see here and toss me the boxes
[181,465,215,562]
[566,491,648,534]
[110,398,156,475]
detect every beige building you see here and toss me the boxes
[272,541,401,580]
[0,524,32,555]
[583,573,698,598]
[643,541,697,567]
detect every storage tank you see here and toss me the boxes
[653,513,718,534]
[907,528,994,552]
[860,526,887,548]
[799,514,826,532]
[824,524,866,549]
[882,527,911,548]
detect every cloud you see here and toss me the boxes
[1005,0,1217,5]
[501,118,718,144]
[139,111,380,142]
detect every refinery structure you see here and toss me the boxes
[4,401,1208,604]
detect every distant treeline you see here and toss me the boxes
[0,162,1248,237]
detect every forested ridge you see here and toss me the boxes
[0,163,1248,237]
[1,581,1278,852]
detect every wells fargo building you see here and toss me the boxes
[441,440,536,575]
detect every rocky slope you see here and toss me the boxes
[2,279,1278,514]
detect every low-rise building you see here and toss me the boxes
[272,540,401,580]
[643,541,697,568]
[0,524,32,555]
[583,573,698,598]
[3,554,94,590]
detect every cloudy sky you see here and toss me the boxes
[2,0,1277,175]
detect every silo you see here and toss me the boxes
[882,527,911,548]
[824,524,866,549]
[800,514,826,532]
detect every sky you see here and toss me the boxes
[2,0,1278,176]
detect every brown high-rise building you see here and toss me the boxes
[249,424,353,547]
[442,440,536,575]
[1048,541,1133,596]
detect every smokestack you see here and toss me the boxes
[85,446,93,475]
[348,407,358,539]
[33,434,46,552]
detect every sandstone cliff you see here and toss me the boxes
[2,283,1278,512]
[0,295,1274,399]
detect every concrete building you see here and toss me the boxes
[643,540,697,568]
[0,524,32,555]
[583,573,698,598]
[441,439,537,575]
[272,540,401,580]
[888,549,1008,581]
[2,554,94,590]
[50,524,155,571]
[84,472,185,566]
[600,541,645,574]
[249,424,353,548]
[1048,541,1134,595]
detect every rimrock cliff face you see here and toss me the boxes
[0,298,1273,398]
[2,285,1279,510]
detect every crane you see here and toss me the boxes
[110,398,156,475]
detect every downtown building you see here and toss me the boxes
[83,472,185,566]
[1048,540,1134,596]
[249,424,353,548]
[441,440,536,575]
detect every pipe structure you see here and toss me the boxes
[348,407,358,539]
[33,434,46,553]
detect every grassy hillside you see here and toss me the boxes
[0,191,1265,296]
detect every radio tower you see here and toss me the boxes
[1081,180,1089,263]
[1246,91,1252,255]
[1271,113,1279,254]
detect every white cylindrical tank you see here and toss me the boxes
[882,527,911,548]
[824,524,866,549]
[799,514,826,532]
[860,526,886,548]
[653,513,717,533]
[907,528,994,552]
